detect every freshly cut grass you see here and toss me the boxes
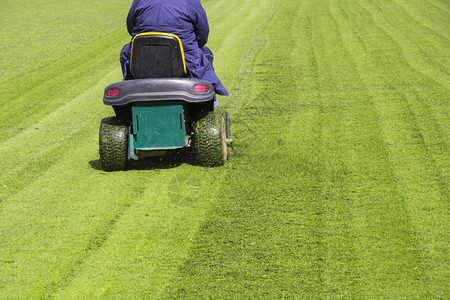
[0,0,129,83]
[161,0,449,298]
[0,0,448,298]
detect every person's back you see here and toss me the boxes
[121,0,229,98]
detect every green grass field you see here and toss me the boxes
[0,0,448,298]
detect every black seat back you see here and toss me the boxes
[130,33,187,79]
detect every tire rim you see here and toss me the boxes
[221,116,228,162]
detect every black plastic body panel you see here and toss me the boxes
[103,78,216,106]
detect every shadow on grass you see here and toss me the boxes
[89,150,191,171]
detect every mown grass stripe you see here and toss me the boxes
[358,0,449,89]
[393,0,450,41]
[161,0,335,298]
[0,0,128,83]
[209,0,283,94]
[424,0,450,14]
[0,62,119,200]
[0,141,145,298]
[160,0,448,298]
[0,0,448,298]
[301,1,429,297]
[0,30,127,144]
[330,1,448,297]
[345,0,449,141]
[49,168,227,298]
[369,0,449,76]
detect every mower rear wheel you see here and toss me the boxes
[99,117,128,171]
[192,111,227,167]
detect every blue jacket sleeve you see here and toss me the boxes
[191,0,209,48]
[127,0,141,36]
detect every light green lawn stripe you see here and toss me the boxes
[223,0,283,110]
[206,0,255,41]
[0,27,126,102]
[336,1,449,297]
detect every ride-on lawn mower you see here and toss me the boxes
[99,32,231,171]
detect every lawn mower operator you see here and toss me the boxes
[120,0,229,106]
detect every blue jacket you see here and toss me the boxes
[120,0,229,96]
